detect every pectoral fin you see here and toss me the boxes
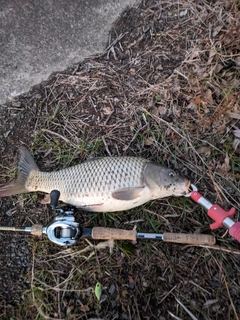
[112,187,145,201]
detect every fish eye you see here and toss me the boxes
[168,169,176,178]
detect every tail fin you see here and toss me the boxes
[0,146,39,197]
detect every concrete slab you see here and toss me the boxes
[0,0,138,105]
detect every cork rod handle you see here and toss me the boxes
[163,233,216,245]
[92,227,137,240]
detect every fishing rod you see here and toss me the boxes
[0,190,215,246]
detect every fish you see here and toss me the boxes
[0,146,190,212]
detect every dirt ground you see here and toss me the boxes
[0,0,240,319]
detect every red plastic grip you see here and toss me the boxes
[208,206,236,230]
[190,191,237,230]
[229,222,240,242]
[190,191,202,202]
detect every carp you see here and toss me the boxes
[0,146,190,212]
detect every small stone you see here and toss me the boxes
[6,210,13,216]
[156,64,163,71]
[108,284,116,295]
[4,130,11,138]
[128,283,135,289]
[111,300,117,308]
[12,101,22,107]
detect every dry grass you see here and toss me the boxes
[0,0,240,319]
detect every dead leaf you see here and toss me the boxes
[196,146,211,157]
[214,123,227,135]
[190,48,201,59]
[144,137,154,146]
[214,63,224,74]
[203,89,214,103]
[235,56,240,66]
[233,129,240,138]
[220,154,231,171]
[121,289,128,297]
[158,106,167,115]
[172,24,180,29]
[80,305,90,312]
[103,106,113,115]
[179,9,188,17]
[233,129,240,150]
[207,48,216,65]
[212,25,223,38]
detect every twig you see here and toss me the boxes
[124,123,148,151]
[175,298,198,320]
[168,311,182,320]
[105,32,128,52]
[102,137,112,156]
[189,280,211,295]
[182,244,240,255]
[41,128,73,145]
[159,285,177,304]
[208,169,223,204]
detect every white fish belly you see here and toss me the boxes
[67,186,153,212]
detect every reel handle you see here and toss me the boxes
[50,190,60,210]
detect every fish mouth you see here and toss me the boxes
[180,180,191,195]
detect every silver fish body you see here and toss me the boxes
[0,147,190,212]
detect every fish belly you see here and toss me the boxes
[67,186,153,212]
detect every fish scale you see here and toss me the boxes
[32,157,145,203]
[0,147,191,212]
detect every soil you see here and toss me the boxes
[0,1,240,319]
